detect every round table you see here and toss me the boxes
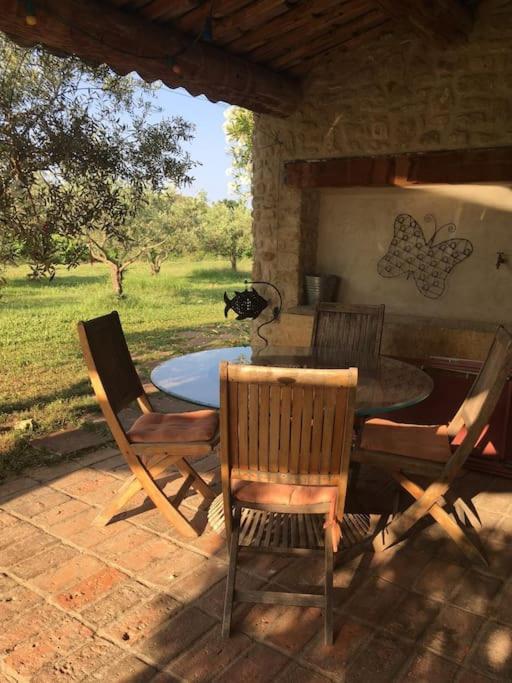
[151,345,434,416]
[152,346,433,538]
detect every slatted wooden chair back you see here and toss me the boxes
[445,325,512,478]
[311,303,385,358]
[78,311,145,419]
[220,363,357,497]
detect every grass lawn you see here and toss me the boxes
[0,258,251,480]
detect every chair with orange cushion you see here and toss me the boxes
[219,362,358,645]
[353,325,512,565]
[78,311,218,538]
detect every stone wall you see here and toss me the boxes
[251,0,512,352]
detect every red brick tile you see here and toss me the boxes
[0,528,57,566]
[375,547,433,588]
[341,576,407,626]
[449,570,502,616]
[57,470,117,498]
[91,452,129,476]
[0,518,42,551]
[81,579,153,626]
[31,498,91,527]
[135,607,216,667]
[67,517,133,549]
[2,606,92,677]
[1,487,70,517]
[400,649,458,682]
[199,572,265,620]
[381,591,441,641]
[28,448,119,482]
[276,662,332,683]
[167,557,226,602]
[93,655,158,682]
[0,510,17,528]
[468,621,512,677]
[12,544,77,580]
[238,602,322,655]
[422,604,484,663]
[272,556,325,589]
[31,554,105,593]
[215,642,290,683]
[414,558,467,601]
[33,637,122,682]
[187,528,227,558]
[55,565,127,610]
[344,633,410,682]
[237,550,293,581]
[93,525,158,559]
[0,477,38,501]
[455,669,494,682]
[82,477,128,505]
[491,580,512,626]
[102,592,182,644]
[0,585,42,622]
[0,572,17,592]
[169,623,251,681]
[140,546,205,587]
[48,507,97,539]
[303,615,373,676]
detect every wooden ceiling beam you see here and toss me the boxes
[227,0,360,53]
[284,148,512,189]
[173,0,253,35]
[0,0,299,117]
[139,0,203,22]
[373,0,474,44]
[247,1,377,64]
[270,10,388,69]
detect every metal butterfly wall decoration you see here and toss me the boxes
[377,213,473,299]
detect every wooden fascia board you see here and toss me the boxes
[0,0,300,117]
[284,147,512,188]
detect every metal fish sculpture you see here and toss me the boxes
[223,288,268,320]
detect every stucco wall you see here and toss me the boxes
[317,185,512,324]
[252,0,512,352]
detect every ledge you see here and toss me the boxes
[285,306,507,334]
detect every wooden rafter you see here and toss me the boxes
[373,0,474,44]
[0,0,299,117]
[284,147,512,188]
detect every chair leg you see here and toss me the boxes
[222,507,241,639]
[176,458,216,502]
[397,474,488,567]
[324,525,334,646]
[94,474,142,526]
[94,453,178,527]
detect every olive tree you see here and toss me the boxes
[0,34,196,293]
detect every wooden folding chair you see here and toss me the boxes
[311,303,385,358]
[78,311,218,538]
[220,362,357,645]
[353,326,512,565]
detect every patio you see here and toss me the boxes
[1,391,512,682]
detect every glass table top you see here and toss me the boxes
[151,346,434,416]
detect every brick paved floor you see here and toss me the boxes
[2,437,512,681]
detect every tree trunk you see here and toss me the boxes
[110,263,124,297]
[230,254,237,272]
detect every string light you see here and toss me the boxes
[24,0,37,26]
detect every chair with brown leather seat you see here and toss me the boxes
[78,311,218,538]
[353,325,512,565]
[219,362,357,645]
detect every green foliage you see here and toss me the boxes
[0,258,251,480]
[0,34,196,284]
[199,199,252,271]
[223,106,254,199]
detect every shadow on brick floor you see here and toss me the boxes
[1,440,512,680]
